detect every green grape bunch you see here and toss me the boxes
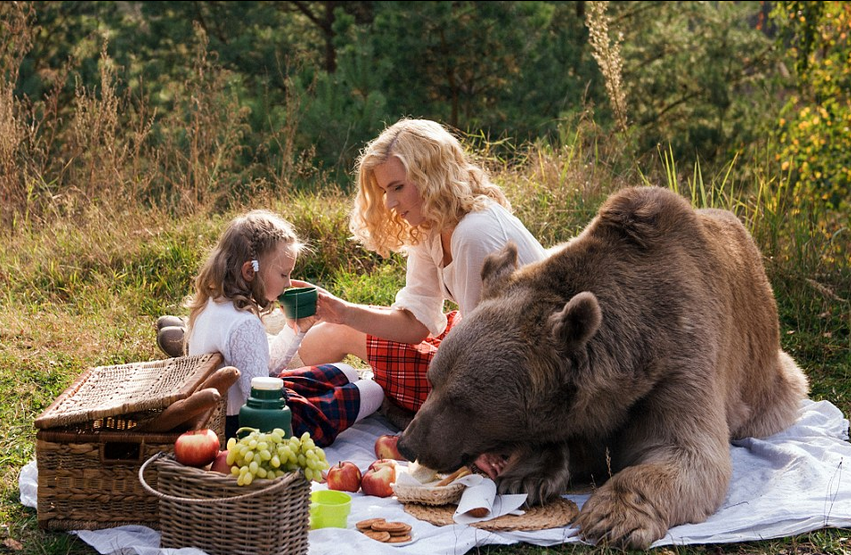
[226,428,329,485]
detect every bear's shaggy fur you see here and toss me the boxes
[398,186,809,549]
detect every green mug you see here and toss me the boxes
[309,489,352,529]
[278,286,318,319]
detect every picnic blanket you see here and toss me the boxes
[19,398,851,554]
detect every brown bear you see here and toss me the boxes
[397,186,809,549]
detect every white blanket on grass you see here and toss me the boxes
[19,399,851,554]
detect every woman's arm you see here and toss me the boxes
[295,298,429,366]
[288,278,432,344]
[317,292,430,344]
[448,204,547,315]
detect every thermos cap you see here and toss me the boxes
[251,376,284,390]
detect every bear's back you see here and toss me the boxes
[533,187,791,433]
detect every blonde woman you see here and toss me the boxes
[299,119,546,420]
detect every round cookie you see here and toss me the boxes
[371,521,411,534]
[362,529,392,542]
[356,518,386,531]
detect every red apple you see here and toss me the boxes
[174,429,220,467]
[325,461,362,492]
[367,458,398,472]
[210,450,231,474]
[374,434,407,461]
[361,459,397,497]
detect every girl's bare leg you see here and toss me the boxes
[297,322,368,365]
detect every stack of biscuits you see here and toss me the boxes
[355,518,412,543]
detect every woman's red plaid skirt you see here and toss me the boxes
[366,310,461,413]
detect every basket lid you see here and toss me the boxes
[34,353,223,430]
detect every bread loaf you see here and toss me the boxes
[181,366,241,430]
[436,466,471,486]
[137,388,222,432]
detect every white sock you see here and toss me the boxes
[328,363,384,421]
[332,362,360,383]
[353,379,385,422]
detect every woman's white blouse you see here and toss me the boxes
[393,201,546,337]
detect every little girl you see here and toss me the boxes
[185,209,384,445]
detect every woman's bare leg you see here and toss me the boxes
[298,322,369,365]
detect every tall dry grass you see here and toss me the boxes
[0,8,320,234]
[584,1,628,134]
[0,2,36,229]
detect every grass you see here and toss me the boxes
[1,142,850,555]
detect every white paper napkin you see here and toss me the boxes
[393,466,434,486]
[452,476,527,524]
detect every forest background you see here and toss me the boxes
[1,2,850,554]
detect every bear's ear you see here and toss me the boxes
[480,242,519,300]
[549,291,602,351]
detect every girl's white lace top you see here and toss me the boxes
[188,298,297,416]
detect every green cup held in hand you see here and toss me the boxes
[278,286,317,319]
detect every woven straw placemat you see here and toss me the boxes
[403,497,578,531]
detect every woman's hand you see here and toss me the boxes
[314,289,350,326]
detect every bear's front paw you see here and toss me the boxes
[574,482,668,550]
[493,443,572,505]
[496,463,570,506]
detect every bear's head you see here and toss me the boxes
[398,243,603,472]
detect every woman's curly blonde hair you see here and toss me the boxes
[350,118,510,257]
[185,210,303,338]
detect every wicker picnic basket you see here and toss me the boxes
[139,452,310,555]
[34,353,225,531]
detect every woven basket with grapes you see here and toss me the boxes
[140,429,328,555]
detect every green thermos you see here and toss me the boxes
[238,377,293,437]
